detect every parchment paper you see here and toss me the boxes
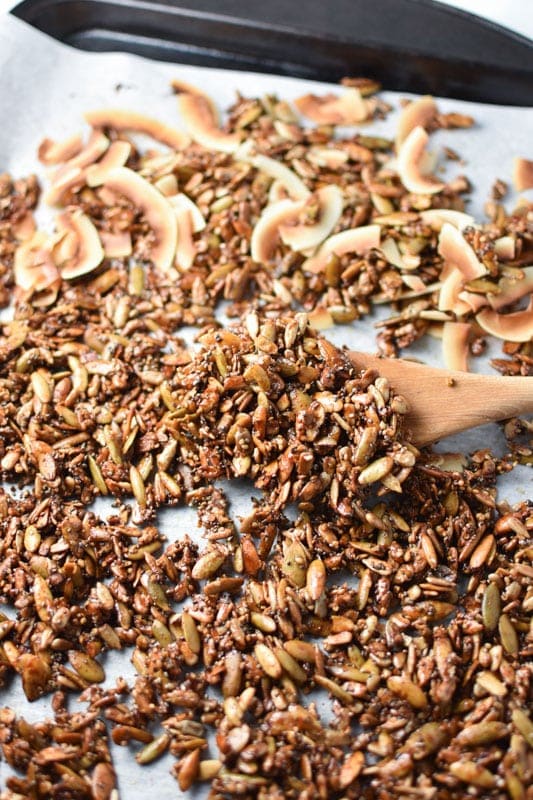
[0,13,532,797]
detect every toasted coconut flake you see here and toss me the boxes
[476,299,533,342]
[85,108,189,149]
[438,265,471,316]
[100,230,133,258]
[419,309,453,322]
[303,225,381,274]
[402,274,427,293]
[103,167,177,273]
[53,230,78,265]
[381,237,420,272]
[170,78,205,96]
[236,143,310,200]
[167,194,206,271]
[177,90,241,153]
[307,147,349,169]
[438,223,487,280]
[380,237,413,271]
[307,307,334,330]
[140,153,181,179]
[12,213,36,242]
[168,193,206,234]
[397,126,444,195]
[493,235,515,261]
[154,174,178,196]
[295,89,368,125]
[512,157,533,192]
[458,290,488,313]
[45,131,110,205]
[396,95,438,148]
[442,321,471,371]
[268,180,289,203]
[38,134,83,165]
[52,130,109,178]
[14,233,60,293]
[251,199,301,263]
[44,166,84,206]
[175,212,195,270]
[420,208,475,231]
[86,141,132,187]
[489,266,533,311]
[56,210,104,279]
[279,185,343,252]
[373,211,419,227]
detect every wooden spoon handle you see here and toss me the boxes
[349,351,533,445]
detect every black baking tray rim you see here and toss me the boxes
[11,0,533,105]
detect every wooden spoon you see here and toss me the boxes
[349,351,533,446]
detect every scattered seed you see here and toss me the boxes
[135,733,170,765]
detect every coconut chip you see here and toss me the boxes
[395,95,438,148]
[85,108,190,150]
[512,157,533,192]
[294,88,369,125]
[442,320,472,371]
[477,299,533,343]
[174,84,242,153]
[397,125,445,195]
[86,141,132,187]
[38,133,83,165]
[55,209,104,279]
[103,167,177,274]
[302,225,381,274]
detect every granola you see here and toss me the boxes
[0,78,531,800]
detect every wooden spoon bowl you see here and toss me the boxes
[349,351,533,446]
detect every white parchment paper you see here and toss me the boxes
[0,13,532,797]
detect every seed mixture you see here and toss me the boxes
[0,78,532,800]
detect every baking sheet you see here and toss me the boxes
[0,12,532,797]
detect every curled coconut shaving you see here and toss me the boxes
[513,157,533,192]
[174,84,242,153]
[251,199,298,263]
[55,210,104,279]
[45,131,110,205]
[14,233,60,293]
[167,193,206,271]
[437,224,488,316]
[102,167,177,274]
[52,130,109,178]
[489,267,533,311]
[397,125,444,195]
[279,185,344,253]
[85,108,190,150]
[438,223,487,280]
[236,141,310,200]
[442,321,471,371]
[38,134,83,165]
[476,300,533,343]
[420,208,474,231]
[302,224,381,274]
[86,141,132,187]
[251,185,343,263]
[294,88,368,125]
[395,95,438,148]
